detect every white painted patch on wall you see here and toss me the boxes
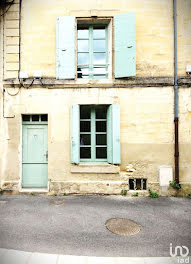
[158,165,173,186]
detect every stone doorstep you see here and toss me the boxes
[0,249,188,264]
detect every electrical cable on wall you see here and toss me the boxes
[19,78,35,88]
[6,80,20,96]
[3,89,15,118]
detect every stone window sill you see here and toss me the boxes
[71,163,120,174]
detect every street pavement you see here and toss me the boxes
[0,195,190,260]
[0,248,190,264]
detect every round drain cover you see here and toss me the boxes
[105,218,142,236]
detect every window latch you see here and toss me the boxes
[44,151,48,161]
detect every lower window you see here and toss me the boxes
[71,104,120,164]
[80,105,107,162]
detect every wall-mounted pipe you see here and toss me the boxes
[173,0,179,183]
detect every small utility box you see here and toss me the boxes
[159,165,173,186]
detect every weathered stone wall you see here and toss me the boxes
[177,0,191,76]
[18,0,174,78]
[0,87,174,194]
[0,8,4,189]
[2,0,191,78]
[0,0,191,195]
[3,0,20,79]
[0,18,1,189]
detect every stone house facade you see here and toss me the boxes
[0,0,191,196]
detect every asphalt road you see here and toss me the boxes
[0,195,190,257]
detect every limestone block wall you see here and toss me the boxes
[1,0,191,78]
[177,0,191,76]
[0,18,2,188]
[179,89,191,182]
[2,0,191,79]
[19,0,174,78]
[0,87,174,193]
[3,0,20,80]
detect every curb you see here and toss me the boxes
[0,248,190,264]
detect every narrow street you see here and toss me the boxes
[0,195,190,257]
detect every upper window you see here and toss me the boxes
[77,25,108,79]
[56,13,136,80]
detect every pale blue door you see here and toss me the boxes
[22,124,48,188]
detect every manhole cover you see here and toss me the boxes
[105,218,142,236]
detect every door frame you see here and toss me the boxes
[19,114,49,192]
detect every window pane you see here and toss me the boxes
[80,68,89,76]
[80,75,89,79]
[93,40,105,52]
[96,105,107,119]
[136,179,142,190]
[96,147,107,159]
[78,53,89,65]
[80,121,91,132]
[77,67,89,78]
[93,28,105,38]
[96,134,106,145]
[22,115,30,122]
[93,67,106,75]
[96,121,106,132]
[94,75,106,79]
[129,179,134,190]
[78,29,88,38]
[142,179,147,190]
[80,106,91,119]
[78,40,89,52]
[80,134,91,145]
[93,53,106,64]
[32,115,39,121]
[41,114,48,121]
[80,147,91,159]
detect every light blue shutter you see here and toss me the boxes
[56,16,75,79]
[107,106,112,163]
[114,12,136,78]
[107,105,121,164]
[71,105,80,164]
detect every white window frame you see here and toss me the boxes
[76,18,113,80]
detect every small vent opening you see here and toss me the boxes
[129,178,147,190]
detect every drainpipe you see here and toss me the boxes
[173,0,179,183]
